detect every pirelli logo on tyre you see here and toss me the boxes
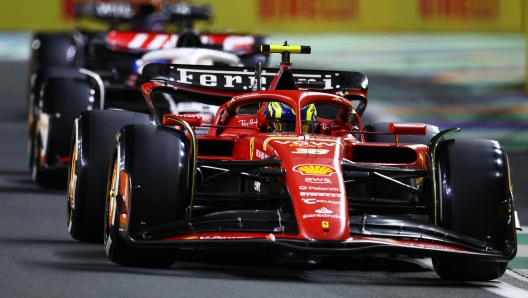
[293,164,336,176]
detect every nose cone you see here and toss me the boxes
[286,163,349,241]
[265,136,349,241]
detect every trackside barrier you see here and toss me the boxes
[0,0,523,33]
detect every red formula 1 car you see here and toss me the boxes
[29,1,269,187]
[68,44,518,280]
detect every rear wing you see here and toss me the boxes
[141,63,368,123]
[74,1,212,23]
[141,63,368,105]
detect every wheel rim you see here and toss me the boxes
[26,94,37,167]
[104,158,119,253]
[67,137,78,232]
[31,113,49,182]
[31,133,41,182]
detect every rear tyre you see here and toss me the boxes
[67,110,152,243]
[28,33,82,169]
[104,124,189,267]
[32,76,96,188]
[432,139,512,281]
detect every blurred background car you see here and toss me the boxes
[24,0,270,187]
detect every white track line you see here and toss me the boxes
[468,281,528,298]
[505,270,528,283]
[409,258,528,297]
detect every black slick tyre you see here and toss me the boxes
[104,124,189,267]
[27,32,82,169]
[432,139,512,281]
[67,110,152,243]
[32,76,95,188]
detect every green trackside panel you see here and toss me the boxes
[517,234,528,245]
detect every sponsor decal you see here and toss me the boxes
[302,214,342,219]
[419,0,499,21]
[273,140,337,147]
[254,181,261,192]
[293,164,336,176]
[299,185,339,191]
[174,114,201,119]
[305,177,331,184]
[315,207,333,214]
[249,138,254,160]
[239,118,259,127]
[300,192,341,197]
[233,92,260,100]
[218,133,239,137]
[332,96,344,103]
[92,3,134,19]
[292,148,329,154]
[263,136,339,150]
[322,221,330,229]
[258,0,359,21]
[397,241,466,252]
[301,198,341,205]
[256,149,269,159]
[320,122,340,131]
[175,67,264,90]
[184,236,252,240]
[170,67,338,90]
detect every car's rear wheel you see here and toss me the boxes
[27,33,82,169]
[31,77,96,188]
[67,110,152,243]
[432,138,512,281]
[104,124,189,267]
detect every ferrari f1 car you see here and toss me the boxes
[68,43,518,281]
[28,0,269,187]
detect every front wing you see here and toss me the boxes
[121,211,516,262]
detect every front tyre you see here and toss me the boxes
[67,110,152,242]
[432,139,513,281]
[104,124,188,267]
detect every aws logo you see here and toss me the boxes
[293,164,336,176]
[305,177,331,184]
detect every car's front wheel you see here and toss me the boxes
[432,138,514,281]
[104,124,189,267]
[67,110,152,242]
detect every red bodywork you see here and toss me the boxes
[134,63,469,254]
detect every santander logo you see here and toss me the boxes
[315,207,333,214]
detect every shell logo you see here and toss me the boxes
[293,164,336,176]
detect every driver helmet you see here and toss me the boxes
[131,4,166,32]
[265,102,317,133]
